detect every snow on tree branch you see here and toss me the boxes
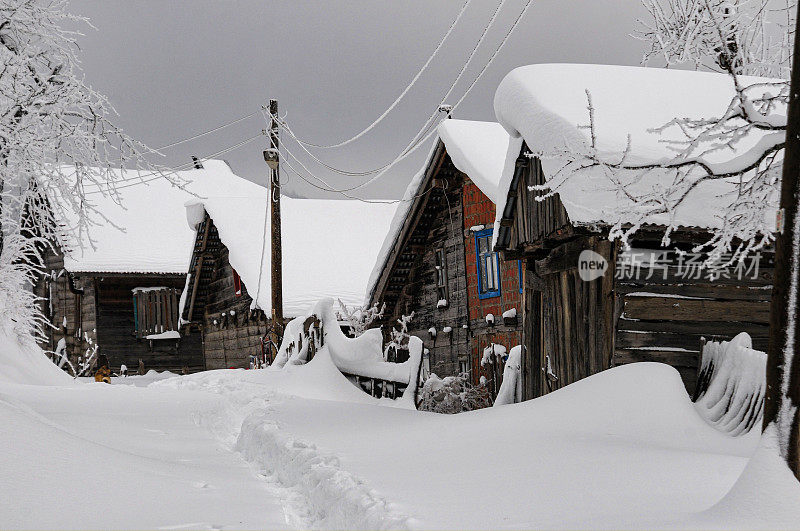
[336,298,385,337]
[637,0,795,78]
[0,0,185,341]
[526,3,792,268]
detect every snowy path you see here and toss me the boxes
[0,381,289,530]
[4,362,799,529]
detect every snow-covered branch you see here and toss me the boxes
[530,4,791,267]
[0,0,184,342]
[637,0,795,78]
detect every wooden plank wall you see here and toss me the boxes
[36,250,98,369]
[614,248,773,395]
[507,156,572,252]
[528,236,616,398]
[393,176,471,378]
[96,277,203,372]
[201,245,272,369]
[133,288,180,338]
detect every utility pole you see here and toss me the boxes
[764,6,800,480]
[264,99,283,327]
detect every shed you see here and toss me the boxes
[37,159,245,373]
[180,174,397,370]
[492,64,779,398]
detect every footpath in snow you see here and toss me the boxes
[157,356,800,530]
[3,322,800,530]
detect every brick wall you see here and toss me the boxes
[462,181,523,389]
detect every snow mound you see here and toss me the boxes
[694,424,800,529]
[0,322,73,386]
[156,348,378,406]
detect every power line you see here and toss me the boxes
[276,0,533,192]
[84,133,264,194]
[291,0,506,157]
[280,148,436,205]
[295,0,474,150]
[274,0,532,188]
[148,110,260,152]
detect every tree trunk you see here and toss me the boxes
[763,3,800,481]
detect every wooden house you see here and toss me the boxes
[367,119,523,395]
[179,173,396,370]
[491,64,777,399]
[34,161,249,374]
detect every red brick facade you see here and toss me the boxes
[462,181,522,387]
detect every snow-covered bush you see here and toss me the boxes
[336,299,385,337]
[384,311,414,361]
[417,373,490,414]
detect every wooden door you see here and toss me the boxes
[522,261,545,400]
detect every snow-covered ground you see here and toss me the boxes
[157,362,800,530]
[0,379,291,530]
[3,330,799,530]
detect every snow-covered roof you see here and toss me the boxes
[366,120,513,303]
[437,119,519,205]
[185,177,397,318]
[61,160,243,274]
[492,63,784,241]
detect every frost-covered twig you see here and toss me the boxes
[0,0,184,345]
[336,299,385,337]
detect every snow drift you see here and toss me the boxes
[0,320,73,386]
[694,333,766,436]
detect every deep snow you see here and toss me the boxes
[157,362,800,530]
[3,328,799,529]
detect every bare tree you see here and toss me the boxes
[638,0,795,77]
[0,0,179,342]
[532,1,793,270]
[601,0,800,480]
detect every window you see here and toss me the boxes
[132,287,180,339]
[435,247,448,303]
[475,229,501,299]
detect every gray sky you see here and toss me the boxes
[68,0,648,199]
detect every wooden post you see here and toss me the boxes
[764,6,800,479]
[267,99,284,326]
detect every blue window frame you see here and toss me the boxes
[518,260,523,294]
[475,228,501,299]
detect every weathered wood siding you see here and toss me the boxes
[524,236,616,399]
[200,244,271,370]
[500,154,572,255]
[372,150,522,391]
[37,250,98,369]
[95,276,202,372]
[37,249,202,373]
[613,245,773,395]
[387,169,471,378]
